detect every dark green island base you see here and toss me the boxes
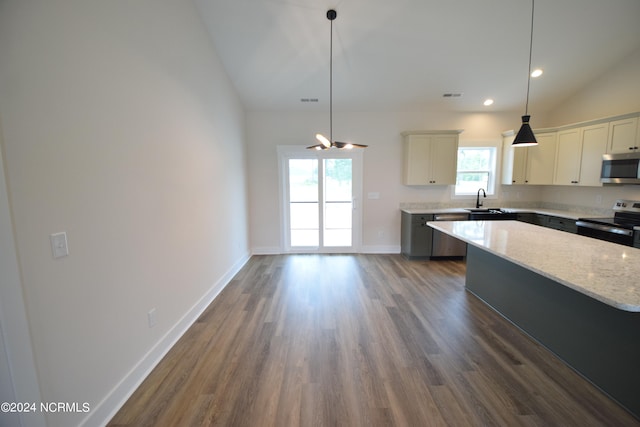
[465,244,640,420]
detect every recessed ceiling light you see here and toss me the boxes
[531,69,543,78]
[483,99,494,106]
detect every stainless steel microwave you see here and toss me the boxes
[601,152,640,184]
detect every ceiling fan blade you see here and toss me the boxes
[306,143,327,150]
[334,141,368,149]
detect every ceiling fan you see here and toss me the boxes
[307,9,367,150]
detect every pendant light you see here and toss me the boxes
[512,0,538,147]
[307,10,367,150]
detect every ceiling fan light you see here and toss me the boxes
[513,115,538,147]
[316,133,331,148]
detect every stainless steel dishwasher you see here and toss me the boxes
[431,213,468,257]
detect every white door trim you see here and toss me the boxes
[0,128,46,427]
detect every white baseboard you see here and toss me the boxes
[251,246,401,255]
[82,251,251,427]
[360,245,401,254]
[251,246,282,255]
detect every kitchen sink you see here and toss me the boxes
[466,208,517,220]
[465,208,503,213]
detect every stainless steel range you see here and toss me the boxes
[576,200,640,247]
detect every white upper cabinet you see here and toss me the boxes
[502,132,523,184]
[608,117,639,153]
[579,123,609,186]
[503,131,557,185]
[402,131,461,186]
[503,112,638,187]
[525,132,557,185]
[554,128,581,185]
[554,123,608,186]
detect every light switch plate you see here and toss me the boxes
[50,232,69,259]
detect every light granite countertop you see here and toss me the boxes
[427,220,640,312]
[402,207,583,220]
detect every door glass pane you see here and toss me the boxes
[325,159,352,201]
[289,159,318,201]
[324,159,352,246]
[324,229,351,247]
[289,159,318,247]
[324,202,352,228]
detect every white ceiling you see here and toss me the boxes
[194,0,640,114]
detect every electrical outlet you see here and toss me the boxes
[148,308,157,328]
[595,194,603,205]
[50,232,69,258]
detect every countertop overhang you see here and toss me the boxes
[427,220,640,312]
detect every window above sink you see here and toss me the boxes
[454,147,497,196]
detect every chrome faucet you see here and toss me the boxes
[476,188,486,208]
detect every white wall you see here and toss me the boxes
[540,185,640,214]
[247,110,542,253]
[0,1,249,426]
[543,47,640,126]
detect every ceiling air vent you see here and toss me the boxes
[442,93,463,98]
[300,98,319,102]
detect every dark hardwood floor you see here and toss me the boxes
[109,254,639,426]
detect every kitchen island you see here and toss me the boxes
[428,220,640,419]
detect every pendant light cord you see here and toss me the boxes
[329,16,333,143]
[525,0,535,115]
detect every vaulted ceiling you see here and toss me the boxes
[194,0,640,114]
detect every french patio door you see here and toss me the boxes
[279,147,362,253]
